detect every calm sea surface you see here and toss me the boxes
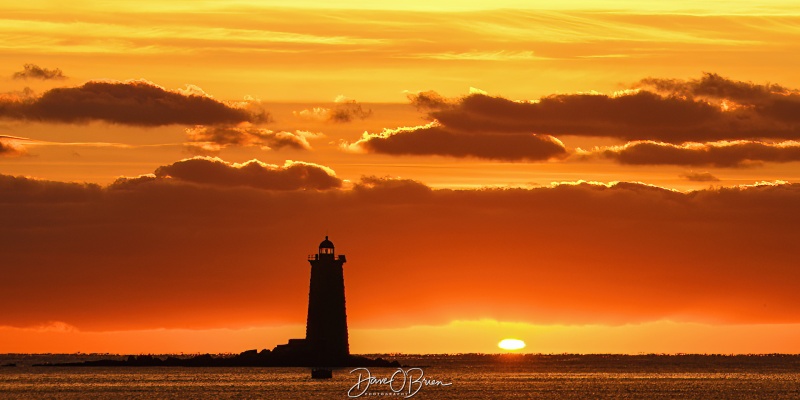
[2,354,800,399]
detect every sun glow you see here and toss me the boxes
[498,338,526,351]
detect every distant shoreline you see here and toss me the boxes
[2,353,800,371]
[24,349,402,368]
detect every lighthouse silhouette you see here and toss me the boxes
[269,236,398,367]
[305,236,350,362]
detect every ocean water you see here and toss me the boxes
[2,354,800,399]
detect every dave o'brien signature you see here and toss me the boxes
[348,367,452,398]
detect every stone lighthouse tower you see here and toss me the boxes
[306,236,350,362]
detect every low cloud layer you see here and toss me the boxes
[595,140,800,167]
[184,124,321,154]
[1,163,798,331]
[115,157,342,190]
[405,74,800,144]
[12,64,67,80]
[348,122,568,161]
[0,80,267,126]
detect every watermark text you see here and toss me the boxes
[348,367,452,398]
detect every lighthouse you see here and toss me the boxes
[305,236,350,362]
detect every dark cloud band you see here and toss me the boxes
[350,123,568,161]
[405,74,800,145]
[0,80,267,126]
[595,140,800,167]
[1,166,797,330]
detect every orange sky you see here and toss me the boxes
[2,1,800,354]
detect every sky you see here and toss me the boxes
[1,1,800,354]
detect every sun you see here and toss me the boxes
[498,338,526,351]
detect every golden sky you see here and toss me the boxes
[2,1,800,354]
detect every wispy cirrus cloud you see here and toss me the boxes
[403,50,550,61]
[0,17,386,55]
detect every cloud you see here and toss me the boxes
[638,72,797,106]
[293,107,330,121]
[348,122,568,162]
[427,91,733,142]
[293,100,372,123]
[594,140,800,167]
[3,166,799,331]
[469,87,488,95]
[0,87,36,102]
[184,124,321,154]
[0,174,101,203]
[0,80,267,126]
[407,90,453,110]
[410,74,800,143]
[329,100,373,123]
[404,50,548,61]
[638,73,800,125]
[382,75,800,165]
[30,321,80,333]
[0,136,27,157]
[353,175,433,201]
[119,157,343,191]
[12,64,67,80]
[680,171,721,182]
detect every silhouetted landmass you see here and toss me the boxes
[34,349,400,368]
[30,353,800,371]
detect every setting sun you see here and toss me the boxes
[498,339,526,351]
